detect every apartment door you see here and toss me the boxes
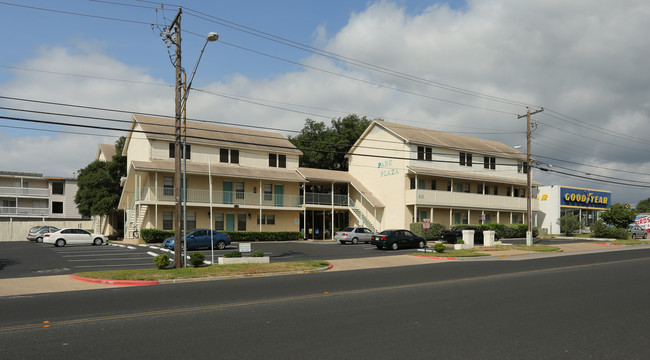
[226,214,235,231]
[274,185,284,207]
[223,181,233,204]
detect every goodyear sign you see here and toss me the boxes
[560,187,611,209]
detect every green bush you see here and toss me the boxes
[559,214,580,236]
[251,250,265,257]
[189,252,205,267]
[590,221,629,239]
[141,228,175,243]
[153,254,170,269]
[456,239,465,244]
[456,223,539,239]
[433,243,446,253]
[224,250,242,258]
[225,231,304,242]
[410,222,446,241]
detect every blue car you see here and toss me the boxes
[162,229,231,250]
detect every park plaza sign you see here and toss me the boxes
[559,187,611,209]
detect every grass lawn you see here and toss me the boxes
[74,260,330,281]
[607,239,650,246]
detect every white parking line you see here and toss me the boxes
[74,263,154,268]
[147,251,158,257]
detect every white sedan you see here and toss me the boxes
[44,228,108,247]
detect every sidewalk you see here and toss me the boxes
[0,242,643,297]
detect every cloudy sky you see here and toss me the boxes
[1,0,649,205]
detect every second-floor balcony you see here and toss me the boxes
[406,189,537,212]
[0,186,50,197]
[0,206,49,216]
[130,187,350,208]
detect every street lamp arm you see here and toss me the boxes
[181,32,219,111]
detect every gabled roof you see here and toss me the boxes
[127,114,302,156]
[349,120,527,161]
[97,144,116,161]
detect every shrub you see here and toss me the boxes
[224,231,304,242]
[410,222,446,241]
[433,243,446,253]
[153,254,170,269]
[224,250,242,258]
[141,228,175,243]
[189,252,205,267]
[456,239,465,244]
[559,214,580,236]
[251,250,265,257]
[591,220,629,239]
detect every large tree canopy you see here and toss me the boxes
[600,203,637,229]
[74,137,127,217]
[289,115,372,170]
[636,198,650,213]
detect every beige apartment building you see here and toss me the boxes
[118,116,538,241]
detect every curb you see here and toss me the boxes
[68,274,158,286]
[412,254,457,260]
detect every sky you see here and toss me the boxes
[0,0,649,206]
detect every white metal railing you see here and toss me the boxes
[137,187,304,208]
[0,186,50,197]
[0,206,49,216]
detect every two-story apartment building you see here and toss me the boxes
[0,171,89,241]
[346,120,539,231]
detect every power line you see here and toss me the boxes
[0,1,158,25]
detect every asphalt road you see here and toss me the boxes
[1,248,649,359]
[0,240,425,278]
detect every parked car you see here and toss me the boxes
[371,229,426,250]
[27,226,59,243]
[334,227,374,244]
[442,226,500,244]
[628,224,647,239]
[162,229,231,250]
[43,228,108,247]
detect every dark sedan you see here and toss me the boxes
[442,226,500,244]
[371,229,426,250]
[162,229,231,250]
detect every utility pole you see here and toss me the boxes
[169,7,184,268]
[518,107,543,246]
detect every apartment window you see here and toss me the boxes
[417,146,433,161]
[518,162,528,173]
[507,187,511,196]
[410,178,416,190]
[214,213,224,231]
[417,146,425,160]
[264,184,273,201]
[514,188,520,197]
[237,213,247,231]
[459,153,473,166]
[494,186,498,195]
[266,214,276,225]
[2,200,16,207]
[220,148,229,163]
[278,155,286,168]
[418,179,426,189]
[164,176,174,196]
[52,182,64,195]
[231,150,239,164]
[521,188,526,198]
[163,211,173,230]
[454,212,468,225]
[257,214,266,225]
[484,156,496,170]
[169,143,191,159]
[426,148,432,161]
[485,185,490,195]
[477,184,483,194]
[464,184,470,193]
[431,179,437,190]
[52,201,63,214]
[186,211,196,231]
[269,154,277,167]
[236,182,245,200]
[447,181,452,192]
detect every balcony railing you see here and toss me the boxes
[406,189,537,211]
[0,206,49,216]
[0,186,50,197]
[133,187,350,208]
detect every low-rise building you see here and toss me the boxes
[537,185,612,234]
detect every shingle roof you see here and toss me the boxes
[97,144,116,160]
[369,120,527,161]
[132,114,302,155]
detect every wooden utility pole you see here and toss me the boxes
[518,107,543,245]
[169,8,183,268]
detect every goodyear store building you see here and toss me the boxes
[537,185,612,235]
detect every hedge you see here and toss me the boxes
[409,222,446,241]
[141,228,174,243]
[590,221,629,239]
[224,231,304,242]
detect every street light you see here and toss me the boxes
[181,31,219,267]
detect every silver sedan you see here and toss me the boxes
[334,227,374,245]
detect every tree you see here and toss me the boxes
[74,137,127,217]
[600,203,637,229]
[289,115,372,170]
[559,214,580,236]
[636,198,650,213]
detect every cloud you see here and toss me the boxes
[1,0,649,204]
